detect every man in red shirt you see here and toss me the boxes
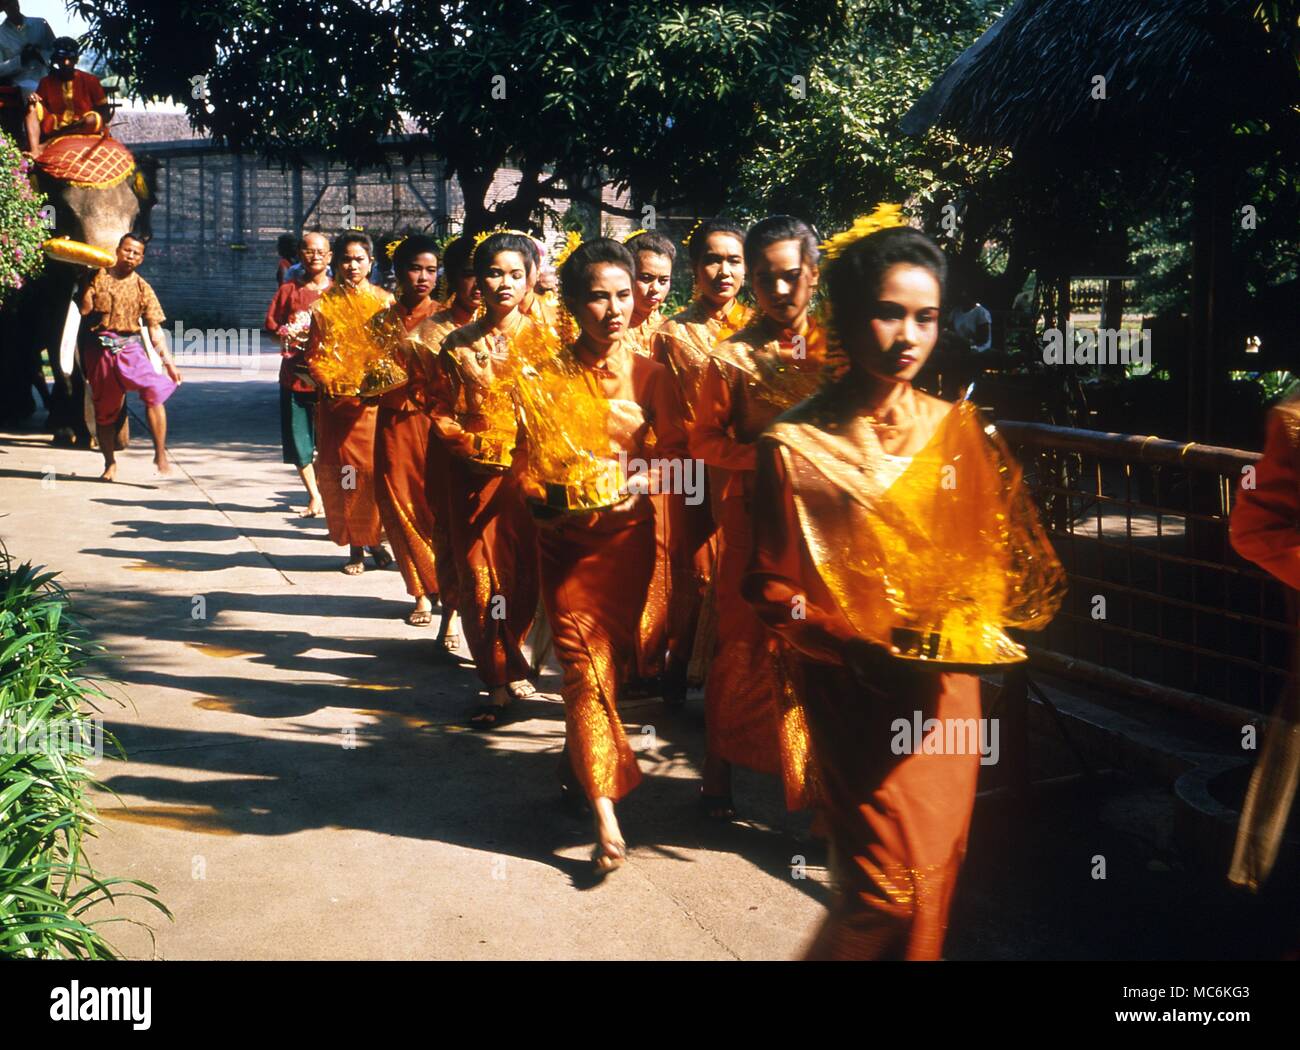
[266,231,333,516]
[25,36,110,161]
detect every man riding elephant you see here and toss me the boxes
[25,36,110,162]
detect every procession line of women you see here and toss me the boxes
[268,209,1064,958]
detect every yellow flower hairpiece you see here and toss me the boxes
[552,229,583,269]
[385,238,405,261]
[681,218,704,249]
[469,226,531,265]
[819,204,909,261]
[622,228,648,244]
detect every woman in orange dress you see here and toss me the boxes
[409,235,480,654]
[366,234,442,624]
[743,218,1062,959]
[306,232,394,575]
[622,230,677,687]
[690,215,824,818]
[430,231,543,725]
[623,230,675,358]
[650,219,753,703]
[520,238,689,873]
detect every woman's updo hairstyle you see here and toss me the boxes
[823,226,947,331]
[558,238,635,305]
[743,214,819,273]
[332,230,374,260]
[472,231,541,281]
[391,233,440,273]
[624,229,676,264]
[685,218,745,267]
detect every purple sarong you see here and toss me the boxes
[83,331,177,426]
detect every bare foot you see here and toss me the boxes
[341,559,365,576]
[299,500,324,518]
[592,798,627,876]
[99,463,117,482]
[154,456,173,476]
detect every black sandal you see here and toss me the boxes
[699,792,737,822]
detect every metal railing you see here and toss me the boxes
[996,420,1292,725]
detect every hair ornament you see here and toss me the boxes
[681,218,704,249]
[469,227,531,265]
[552,230,583,269]
[819,204,909,261]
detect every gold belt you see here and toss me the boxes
[536,469,625,512]
[469,432,512,468]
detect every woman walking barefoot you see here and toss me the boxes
[743,214,1063,958]
[367,234,442,624]
[409,235,480,653]
[305,231,394,575]
[520,238,689,875]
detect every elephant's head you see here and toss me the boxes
[35,153,158,252]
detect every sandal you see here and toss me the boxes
[407,607,434,627]
[699,792,738,822]
[368,545,394,569]
[507,679,538,700]
[467,702,517,731]
[341,560,365,576]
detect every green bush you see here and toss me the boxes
[0,548,170,958]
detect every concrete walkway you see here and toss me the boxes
[0,369,827,960]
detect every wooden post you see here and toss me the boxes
[1189,160,1232,441]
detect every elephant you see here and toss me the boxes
[0,134,157,447]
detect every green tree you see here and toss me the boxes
[74,0,839,233]
[728,2,1007,230]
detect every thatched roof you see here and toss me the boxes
[901,0,1296,154]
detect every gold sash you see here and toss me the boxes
[767,396,1065,667]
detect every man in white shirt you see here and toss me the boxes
[0,0,55,97]
[951,294,993,353]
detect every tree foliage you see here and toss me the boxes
[74,0,839,232]
[728,1,1008,234]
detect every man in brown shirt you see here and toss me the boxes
[78,233,182,480]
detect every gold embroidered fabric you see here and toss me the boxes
[654,298,754,415]
[712,320,828,431]
[767,398,1065,667]
[307,284,402,397]
[439,316,540,469]
[512,327,642,512]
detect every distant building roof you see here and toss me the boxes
[111,102,206,147]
